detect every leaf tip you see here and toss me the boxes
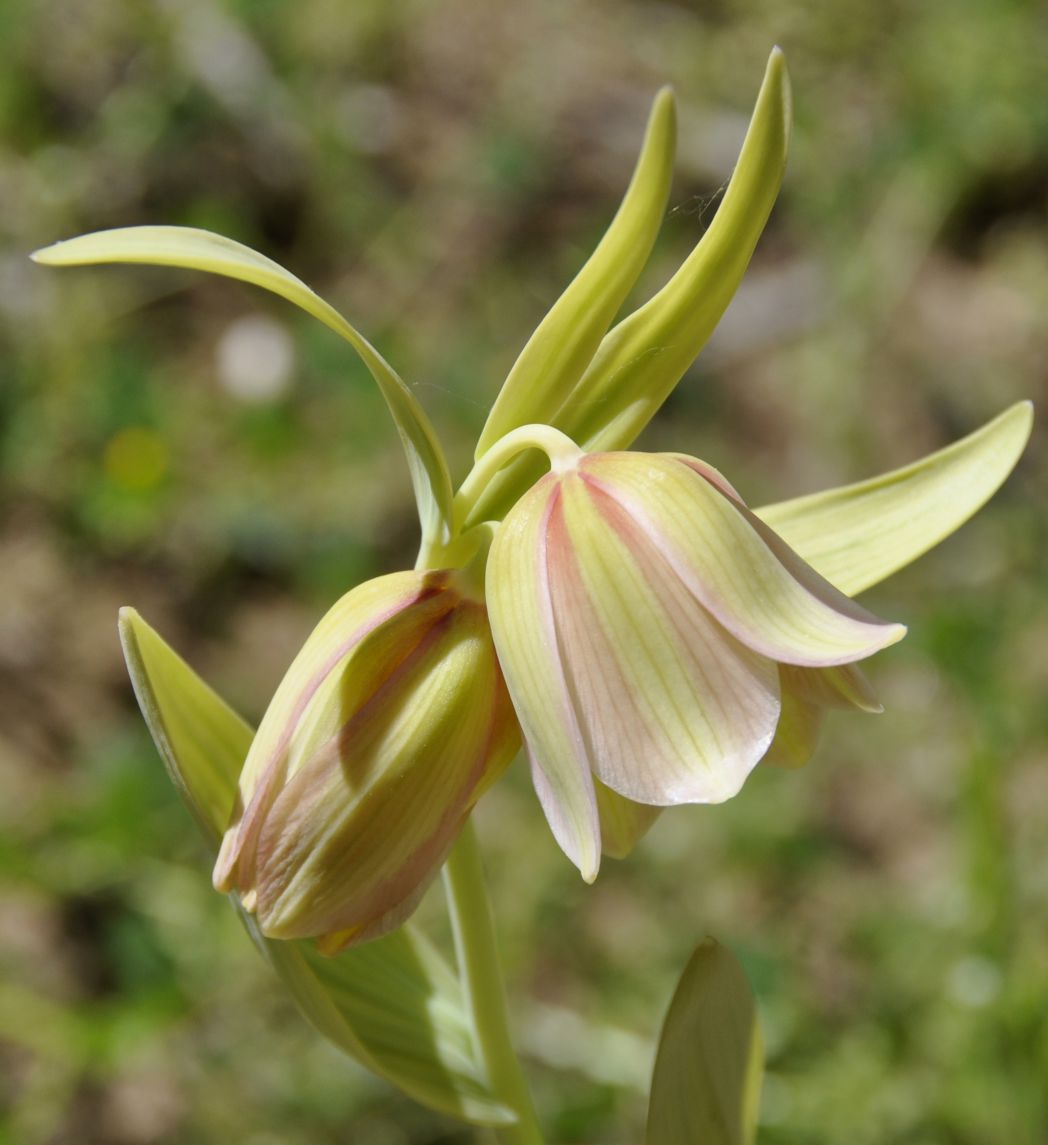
[766,45,789,81]
[885,621,908,648]
[30,237,88,266]
[117,605,144,643]
[989,400,1034,469]
[651,84,677,122]
[764,45,793,146]
[1013,397,1035,434]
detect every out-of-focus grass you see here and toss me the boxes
[1,1,1046,1142]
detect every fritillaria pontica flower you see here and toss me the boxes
[486,443,906,881]
[32,42,1030,955]
[29,48,800,956]
[214,570,519,952]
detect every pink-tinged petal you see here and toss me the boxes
[553,472,781,806]
[582,452,906,667]
[595,781,663,860]
[214,572,455,896]
[667,454,746,503]
[486,475,602,880]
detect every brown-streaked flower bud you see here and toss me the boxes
[214,570,519,953]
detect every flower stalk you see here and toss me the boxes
[444,821,545,1145]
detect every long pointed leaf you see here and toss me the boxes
[33,227,454,548]
[568,47,790,453]
[118,608,513,1127]
[120,607,248,844]
[756,401,1033,596]
[647,938,763,1145]
[475,87,677,458]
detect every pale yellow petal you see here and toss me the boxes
[761,684,823,770]
[596,781,664,860]
[583,453,906,667]
[553,471,781,805]
[780,663,882,713]
[486,476,602,880]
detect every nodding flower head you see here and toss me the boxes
[214,569,519,954]
[485,450,905,881]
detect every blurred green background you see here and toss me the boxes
[2,1,1046,1142]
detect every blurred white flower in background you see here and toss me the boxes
[215,313,295,404]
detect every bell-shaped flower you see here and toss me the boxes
[486,449,906,881]
[214,569,519,953]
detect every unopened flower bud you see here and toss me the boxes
[215,569,519,953]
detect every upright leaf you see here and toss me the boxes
[120,607,247,845]
[647,938,763,1145]
[118,608,513,1127]
[476,87,677,458]
[33,227,454,549]
[756,401,1033,596]
[572,47,790,454]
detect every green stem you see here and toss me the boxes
[443,820,545,1145]
[454,423,583,532]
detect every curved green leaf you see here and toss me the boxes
[569,47,791,453]
[756,401,1033,596]
[466,49,791,526]
[118,608,513,1127]
[475,87,677,459]
[647,938,763,1145]
[33,227,454,549]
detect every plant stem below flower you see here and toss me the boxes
[443,819,545,1145]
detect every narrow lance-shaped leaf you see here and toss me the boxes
[32,227,454,550]
[756,401,1033,597]
[120,608,248,846]
[117,608,514,1127]
[647,938,763,1145]
[572,47,790,455]
[475,87,677,459]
